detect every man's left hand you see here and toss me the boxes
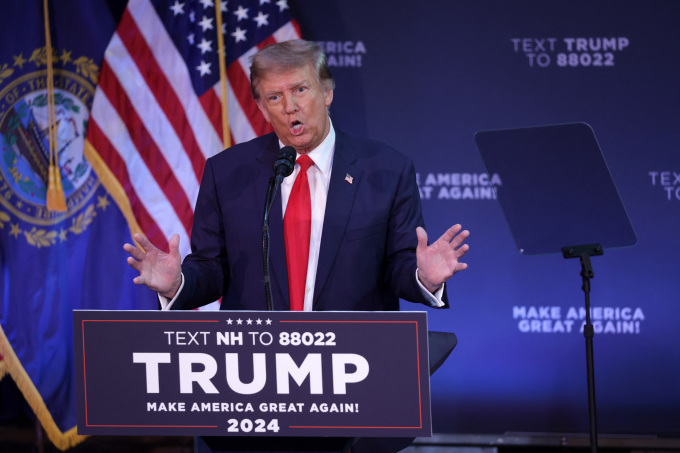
[416,224,470,293]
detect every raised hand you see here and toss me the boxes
[123,233,182,299]
[416,224,470,293]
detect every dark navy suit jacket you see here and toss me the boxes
[171,128,449,311]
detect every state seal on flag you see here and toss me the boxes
[0,46,107,248]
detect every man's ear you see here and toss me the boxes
[324,89,334,108]
[256,100,271,123]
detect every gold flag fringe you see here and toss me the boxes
[0,325,87,450]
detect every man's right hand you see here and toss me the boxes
[123,233,182,299]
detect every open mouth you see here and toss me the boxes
[290,120,304,135]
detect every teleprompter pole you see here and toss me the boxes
[562,243,603,453]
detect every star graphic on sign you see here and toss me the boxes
[236,318,243,325]
[13,53,26,69]
[198,15,214,31]
[9,223,21,239]
[59,50,72,65]
[197,38,213,54]
[196,60,212,76]
[231,27,247,43]
[276,0,289,12]
[266,318,272,325]
[97,195,110,211]
[169,0,185,15]
[253,11,269,27]
[246,318,253,325]
[199,0,214,9]
[233,5,249,21]
[256,319,263,325]
[226,318,233,325]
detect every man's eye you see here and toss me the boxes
[296,87,306,93]
[269,95,280,102]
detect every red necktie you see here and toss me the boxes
[284,155,314,311]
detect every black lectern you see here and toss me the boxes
[74,310,457,453]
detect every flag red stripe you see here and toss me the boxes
[291,20,301,37]
[257,35,278,49]
[199,88,223,147]
[88,119,169,251]
[227,61,273,137]
[98,63,194,235]
[117,9,206,182]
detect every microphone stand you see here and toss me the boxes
[262,146,296,311]
[262,176,278,311]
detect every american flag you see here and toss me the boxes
[86,0,300,256]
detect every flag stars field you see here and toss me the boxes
[169,0,184,15]
[234,5,250,21]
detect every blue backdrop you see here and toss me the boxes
[3,0,677,443]
[292,0,680,437]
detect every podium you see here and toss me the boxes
[73,310,456,453]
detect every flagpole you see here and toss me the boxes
[214,1,231,150]
[43,0,67,212]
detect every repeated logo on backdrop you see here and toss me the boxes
[511,37,630,68]
[512,305,645,335]
[648,171,680,201]
[416,171,501,201]
[317,41,366,68]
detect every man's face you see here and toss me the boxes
[256,64,333,154]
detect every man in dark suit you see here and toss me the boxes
[124,39,469,312]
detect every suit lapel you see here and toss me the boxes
[313,131,361,305]
[255,135,290,310]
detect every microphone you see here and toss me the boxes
[273,146,296,183]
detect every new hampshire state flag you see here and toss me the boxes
[0,2,155,449]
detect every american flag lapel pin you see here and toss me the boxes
[345,173,353,184]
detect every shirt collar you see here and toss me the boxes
[279,118,335,176]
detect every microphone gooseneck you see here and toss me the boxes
[263,146,297,311]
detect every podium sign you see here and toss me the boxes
[73,310,431,437]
